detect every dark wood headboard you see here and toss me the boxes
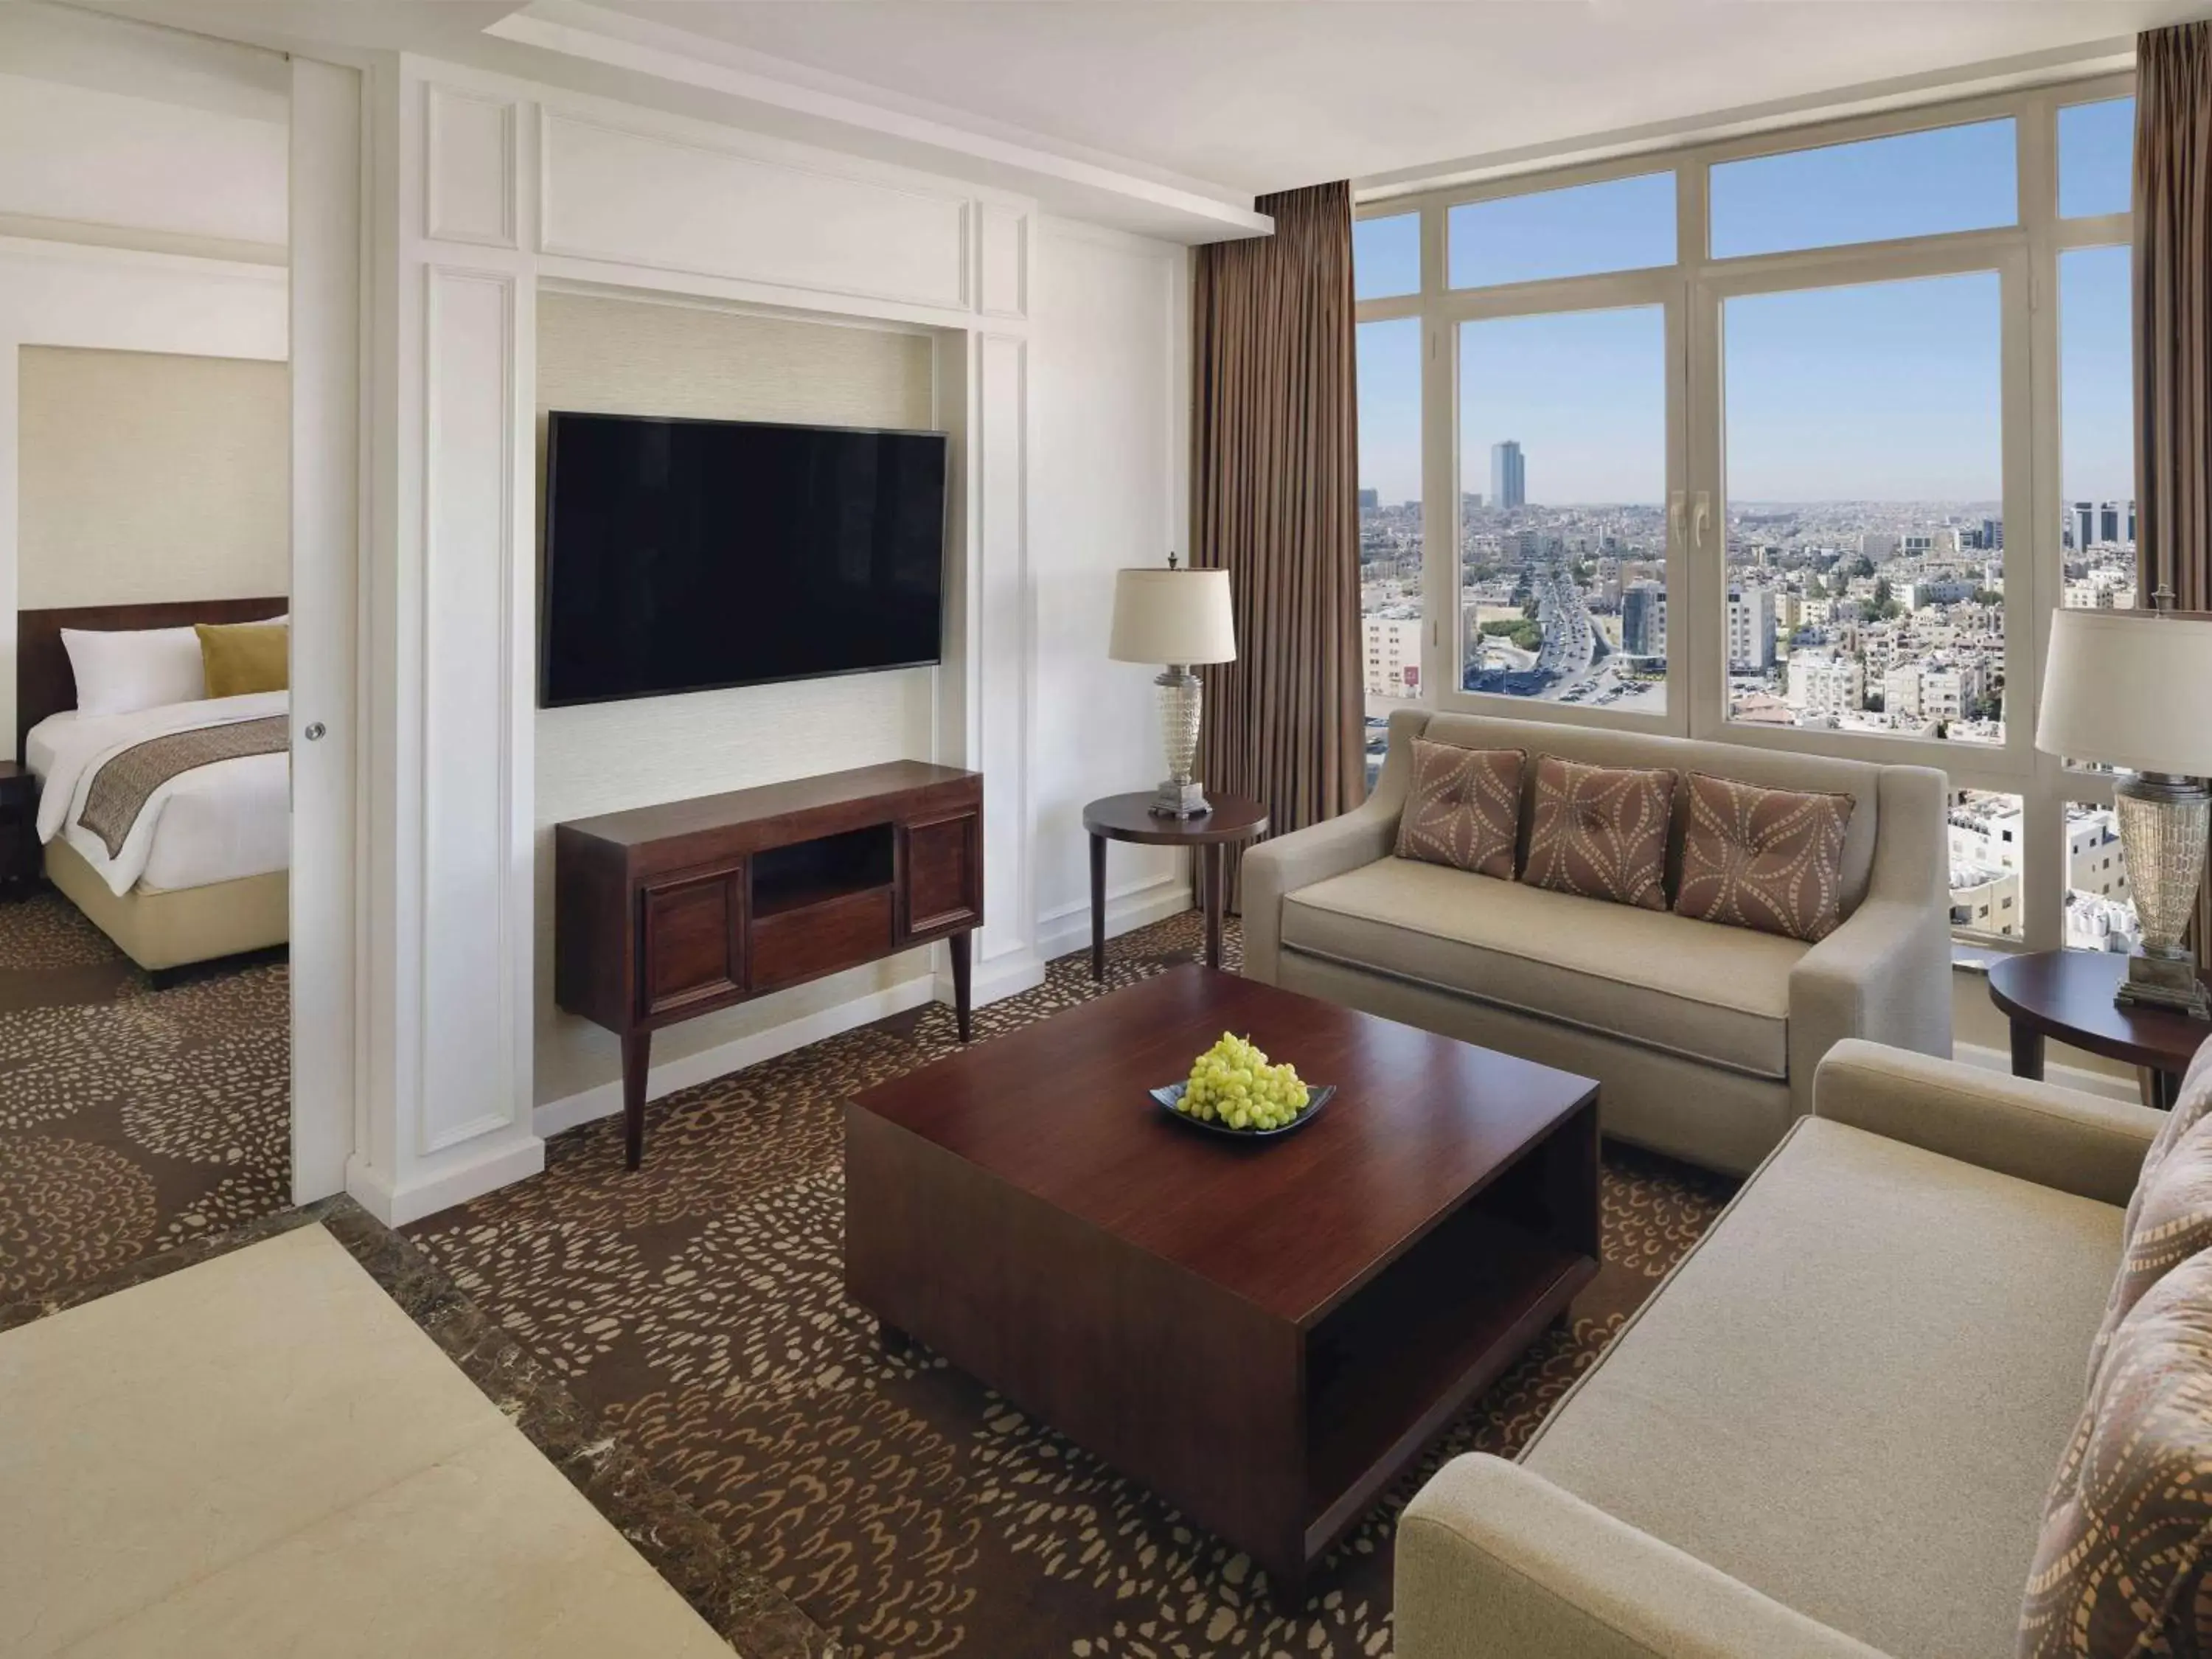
[15,597,288,759]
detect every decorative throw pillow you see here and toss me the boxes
[2020,1248,2212,1659]
[1672,772,1855,943]
[2086,1107,2212,1393]
[1395,741,1524,879]
[1520,754,1676,911]
[195,622,289,698]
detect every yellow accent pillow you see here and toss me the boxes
[195,622,289,698]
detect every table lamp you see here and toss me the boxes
[1109,555,1237,817]
[2036,605,2212,1018]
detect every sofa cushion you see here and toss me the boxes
[1674,772,1854,943]
[1521,754,1677,911]
[1415,710,1888,918]
[1395,741,1523,879]
[1523,1116,2123,1659]
[2087,1103,2212,1392]
[1281,856,1802,1078]
[2020,1248,2212,1659]
[2123,1036,2212,1246]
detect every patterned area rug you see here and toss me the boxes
[0,893,292,1301]
[413,914,1736,1658]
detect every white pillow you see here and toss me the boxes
[61,626,209,715]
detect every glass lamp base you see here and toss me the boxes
[2114,772,2212,1021]
[1150,780,1211,818]
[2118,951,2212,1020]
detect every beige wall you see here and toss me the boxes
[534,291,939,1109]
[16,344,288,608]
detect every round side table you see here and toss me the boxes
[1082,793,1269,980]
[1987,949,2209,1110]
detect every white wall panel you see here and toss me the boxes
[978,204,1027,320]
[1029,222,1191,954]
[532,291,937,1111]
[974,331,1035,975]
[418,265,519,1153]
[358,54,1067,1218]
[424,84,516,249]
[540,111,969,310]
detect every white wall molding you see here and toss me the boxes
[1034,871,1193,963]
[346,1135,546,1229]
[539,107,973,313]
[354,52,1054,1220]
[535,972,937,1139]
[481,0,1270,246]
[978,203,1028,321]
[424,83,518,249]
[970,330,1041,998]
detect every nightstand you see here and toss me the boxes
[0,761,39,901]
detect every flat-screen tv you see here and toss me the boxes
[539,411,948,707]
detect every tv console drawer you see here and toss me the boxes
[750,886,895,993]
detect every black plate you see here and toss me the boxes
[1149,1080,1335,1140]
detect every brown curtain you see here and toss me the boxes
[2134,23,2212,951]
[1190,181,1364,911]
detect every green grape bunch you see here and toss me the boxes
[1178,1031,1311,1131]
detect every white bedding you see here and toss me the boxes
[27,692,290,897]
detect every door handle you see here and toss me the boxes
[1692,490,1712,548]
[303,722,326,742]
[1669,491,1687,548]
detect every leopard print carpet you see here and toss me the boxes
[0,893,291,1301]
[413,913,1736,1657]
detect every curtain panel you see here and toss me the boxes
[2134,22,2212,951]
[1190,180,1364,910]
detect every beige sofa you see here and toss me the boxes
[1242,710,1952,1173]
[1396,1040,2165,1659]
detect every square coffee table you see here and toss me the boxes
[844,964,1599,1598]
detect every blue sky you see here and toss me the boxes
[1355,99,2135,507]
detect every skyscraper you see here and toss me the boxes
[2073,501,2096,552]
[1489,440,1526,510]
[1623,582,1667,659]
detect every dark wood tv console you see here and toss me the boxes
[554,761,983,1169]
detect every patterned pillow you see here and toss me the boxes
[2020,1248,2212,1659]
[1395,741,1524,879]
[1520,755,1676,912]
[1673,773,1855,943]
[2087,1109,2212,1393]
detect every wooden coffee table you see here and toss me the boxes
[844,964,1599,1599]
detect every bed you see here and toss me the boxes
[15,598,291,976]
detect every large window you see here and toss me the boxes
[1722,271,2006,743]
[1354,77,2136,950]
[1458,307,1669,711]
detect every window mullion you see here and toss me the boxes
[2018,97,2068,951]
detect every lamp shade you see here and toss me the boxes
[1108,568,1237,665]
[2037,608,2212,776]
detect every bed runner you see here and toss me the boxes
[76,715,288,858]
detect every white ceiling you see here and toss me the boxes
[585,0,2197,194]
[74,0,2210,232]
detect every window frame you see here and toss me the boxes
[1355,71,2137,951]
